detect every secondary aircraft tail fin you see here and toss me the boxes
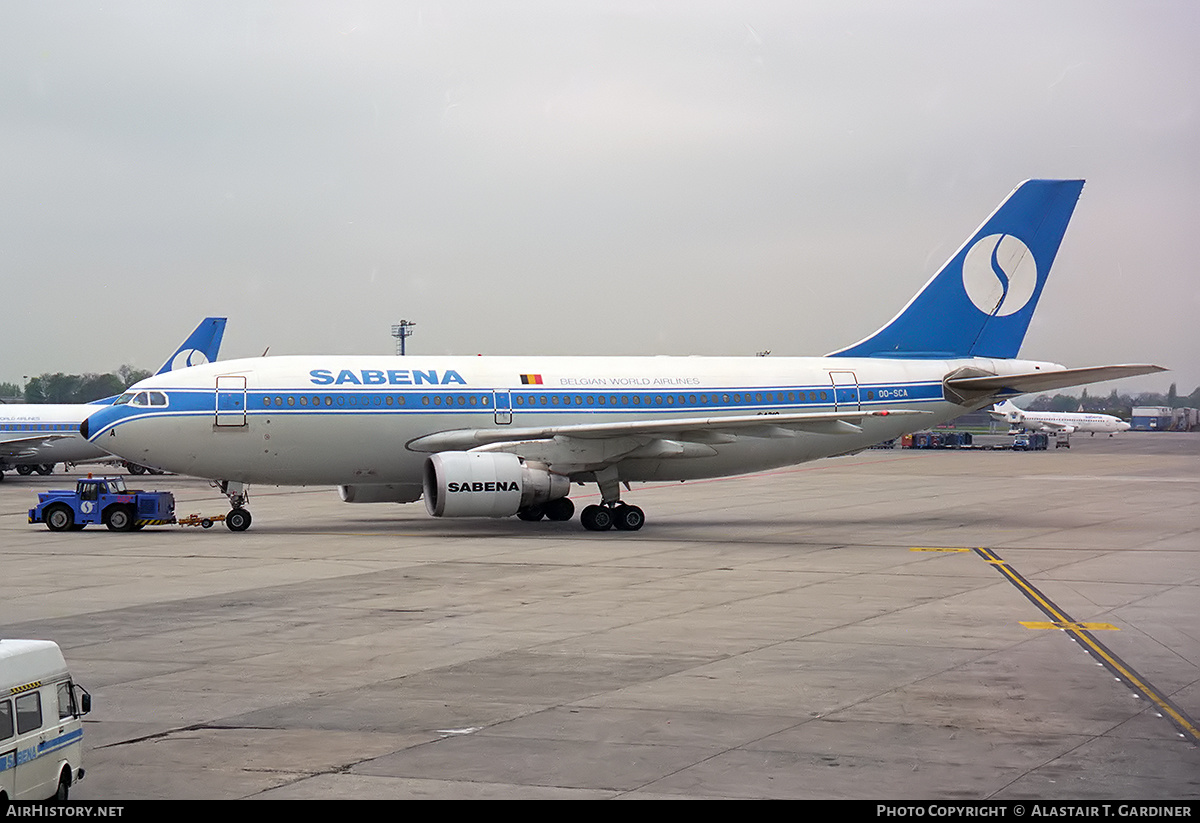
[154,317,227,375]
[990,399,1023,424]
[829,179,1085,360]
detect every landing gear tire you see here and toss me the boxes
[36,463,54,475]
[581,504,614,531]
[105,505,135,532]
[612,504,645,531]
[226,507,252,532]
[17,465,34,476]
[543,497,575,522]
[517,505,545,522]
[127,463,146,475]
[45,504,74,532]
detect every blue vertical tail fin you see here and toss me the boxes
[154,317,228,375]
[828,179,1085,359]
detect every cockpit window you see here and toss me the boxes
[114,393,136,405]
[149,391,168,407]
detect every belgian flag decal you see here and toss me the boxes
[519,374,544,385]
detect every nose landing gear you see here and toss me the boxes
[217,480,253,532]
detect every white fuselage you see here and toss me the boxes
[87,354,1062,487]
[0,404,109,467]
[1002,407,1131,434]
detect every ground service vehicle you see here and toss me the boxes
[0,639,91,802]
[28,476,175,532]
[1013,433,1049,451]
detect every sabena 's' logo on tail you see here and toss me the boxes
[961,233,1038,317]
[167,348,212,372]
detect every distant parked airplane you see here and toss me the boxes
[989,399,1131,435]
[0,319,226,480]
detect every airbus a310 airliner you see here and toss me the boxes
[81,180,1163,532]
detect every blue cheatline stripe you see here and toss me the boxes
[0,423,81,431]
[85,380,947,439]
[3,727,82,772]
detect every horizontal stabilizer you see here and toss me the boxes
[945,364,1166,399]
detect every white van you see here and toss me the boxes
[1,640,91,803]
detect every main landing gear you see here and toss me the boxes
[580,502,645,532]
[579,466,644,533]
[513,467,646,532]
[516,496,576,522]
[217,480,253,532]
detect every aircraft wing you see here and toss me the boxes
[0,434,75,460]
[946,364,1166,399]
[407,409,928,472]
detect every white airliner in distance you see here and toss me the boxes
[989,399,1131,435]
[0,318,226,481]
[81,180,1165,533]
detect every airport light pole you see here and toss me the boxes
[391,320,416,356]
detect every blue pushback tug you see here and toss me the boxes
[28,476,175,531]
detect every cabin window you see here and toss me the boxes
[0,699,12,740]
[57,681,76,720]
[15,692,41,735]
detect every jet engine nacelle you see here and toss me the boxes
[423,451,570,518]
[339,483,423,504]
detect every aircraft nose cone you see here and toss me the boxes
[80,418,89,439]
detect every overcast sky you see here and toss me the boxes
[3,1,1197,395]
